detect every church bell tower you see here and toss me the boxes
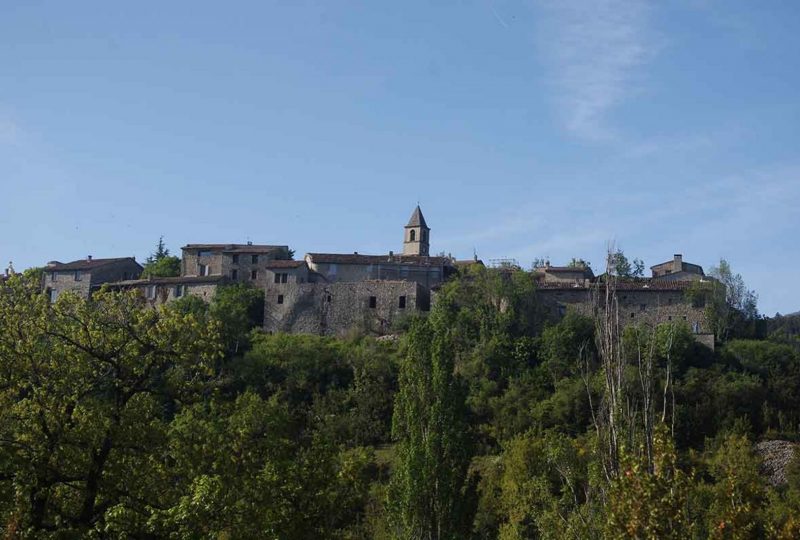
[403,205,430,256]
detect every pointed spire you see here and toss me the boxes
[405,205,428,228]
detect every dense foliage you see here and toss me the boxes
[1,264,799,538]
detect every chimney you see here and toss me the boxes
[673,254,682,272]
[388,250,394,261]
[247,241,253,246]
[87,255,93,262]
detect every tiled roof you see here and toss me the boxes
[48,257,140,272]
[538,266,591,273]
[537,279,699,291]
[108,275,228,287]
[182,244,288,254]
[306,253,451,266]
[263,260,306,269]
[405,206,428,228]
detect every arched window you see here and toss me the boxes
[409,230,416,242]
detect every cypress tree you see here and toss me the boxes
[388,308,476,539]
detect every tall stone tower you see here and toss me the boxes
[403,205,430,256]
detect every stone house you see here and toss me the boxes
[651,254,705,281]
[107,275,227,306]
[181,243,291,282]
[43,256,142,302]
[533,263,594,285]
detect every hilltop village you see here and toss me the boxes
[30,206,713,344]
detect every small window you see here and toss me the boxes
[231,269,238,280]
[274,273,280,284]
[251,254,258,264]
[281,273,288,284]
[630,312,635,318]
[398,295,406,309]
[232,254,239,264]
[198,250,211,257]
[48,288,57,302]
[369,296,377,308]
[326,295,332,302]
[277,294,284,304]
[640,304,646,312]
[409,230,416,242]
[251,269,258,280]
[668,316,673,321]
[146,285,156,299]
[667,298,673,305]
[682,316,687,320]
[74,270,82,281]
[198,263,207,276]
[51,272,57,282]
[175,285,183,297]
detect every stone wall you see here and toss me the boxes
[307,261,445,289]
[537,284,709,333]
[264,280,428,336]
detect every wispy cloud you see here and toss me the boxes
[536,0,655,141]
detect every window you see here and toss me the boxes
[231,269,238,280]
[146,285,156,299]
[175,285,183,297]
[369,296,377,308]
[74,270,82,281]
[251,269,258,280]
[640,304,647,312]
[274,273,280,284]
[232,254,239,264]
[326,295,332,302]
[198,263,208,276]
[398,296,406,309]
[630,312,635,318]
[251,254,258,264]
[51,272,57,282]
[198,250,211,257]
[409,230,416,242]
[277,294,284,304]
[48,288,57,302]
[668,316,673,321]
[281,273,288,283]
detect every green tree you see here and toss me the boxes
[141,236,181,278]
[388,311,476,540]
[608,249,644,278]
[0,274,222,536]
[210,282,265,354]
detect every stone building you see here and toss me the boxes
[181,243,291,282]
[43,256,142,302]
[263,280,428,336]
[107,275,227,307]
[535,257,715,348]
[533,263,595,285]
[651,254,705,281]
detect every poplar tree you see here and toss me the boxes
[388,309,475,540]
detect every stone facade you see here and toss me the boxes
[108,275,227,307]
[181,244,290,283]
[43,257,142,301]
[537,280,711,338]
[305,253,453,289]
[264,280,429,336]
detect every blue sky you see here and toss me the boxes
[1,1,798,315]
